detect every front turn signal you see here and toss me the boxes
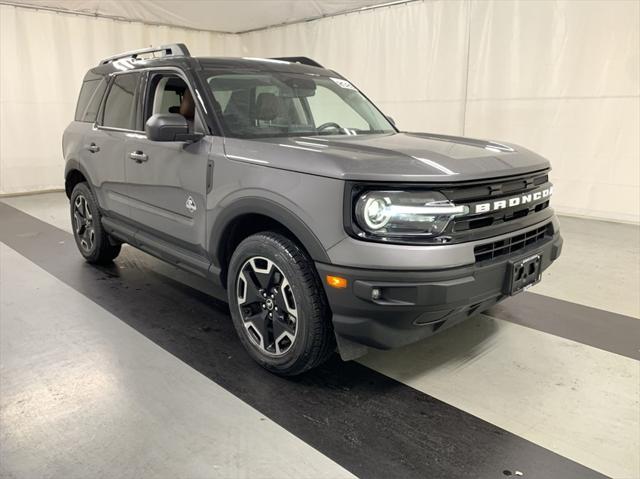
[326,275,348,289]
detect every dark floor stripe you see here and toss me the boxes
[0,203,609,479]
[487,292,640,360]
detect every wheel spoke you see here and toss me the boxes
[264,268,281,292]
[84,200,92,220]
[243,311,269,349]
[73,211,84,234]
[272,313,295,355]
[80,228,90,251]
[74,197,86,219]
[247,257,282,291]
[251,268,273,291]
[273,311,295,337]
[278,277,297,319]
[238,269,265,305]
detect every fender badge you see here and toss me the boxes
[186,196,197,213]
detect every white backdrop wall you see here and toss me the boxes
[1,1,639,223]
[0,4,240,195]
[240,0,640,223]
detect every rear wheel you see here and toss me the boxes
[70,182,121,264]
[227,232,335,375]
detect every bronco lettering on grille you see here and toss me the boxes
[474,186,553,214]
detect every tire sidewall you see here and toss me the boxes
[227,234,322,373]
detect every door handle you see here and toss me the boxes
[129,151,148,163]
[87,143,100,153]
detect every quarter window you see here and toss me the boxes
[75,78,107,122]
[81,79,108,123]
[102,73,140,130]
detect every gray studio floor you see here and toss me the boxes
[1,192,639,479]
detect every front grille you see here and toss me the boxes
[454,200,550,232]
[474,224,551,263]
[446,170,551,234]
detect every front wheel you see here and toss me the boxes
[227,232,335,375]
[70,182,121,264]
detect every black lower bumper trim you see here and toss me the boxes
[317,232,563,350]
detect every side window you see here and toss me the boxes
[75,78,107,122]
[306,85,368,129]
[145,73,201,133]
[148,76,183,117]
[102,73,140,130]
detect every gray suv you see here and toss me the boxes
[63,44,563,375]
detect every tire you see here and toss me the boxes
[70,182,121,264]
[227,232,335,375]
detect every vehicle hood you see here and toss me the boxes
[223,132,550,182]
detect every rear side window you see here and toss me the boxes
[102,73,141,130]
[75,78,107,123]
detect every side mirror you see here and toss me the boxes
[386,115,396,127]
[145,113,202,142]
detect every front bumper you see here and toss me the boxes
[316,229,563,353]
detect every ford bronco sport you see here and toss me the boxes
[63,44,563,375]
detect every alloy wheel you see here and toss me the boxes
[236,256,298,356]
[73,194,95,252]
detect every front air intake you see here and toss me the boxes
[474,224,552,263]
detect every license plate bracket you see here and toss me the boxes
[507,253,542,295]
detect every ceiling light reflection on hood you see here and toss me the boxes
[411,157,457,176]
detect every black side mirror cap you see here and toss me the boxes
[145,113,203,142]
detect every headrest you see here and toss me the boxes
[179,90,195,120]
[256,93,280,121]
[224,90,250,115]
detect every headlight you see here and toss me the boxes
[354,190,469,238]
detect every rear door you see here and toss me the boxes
[124,69,217,258]
[84,71,143,218]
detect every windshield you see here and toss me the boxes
[202,71,395,139]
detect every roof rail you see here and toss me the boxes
[270,57,324,68]
[99,43,191,65]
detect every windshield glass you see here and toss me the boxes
[203,71,395,139]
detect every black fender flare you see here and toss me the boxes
[64,160,95,196]
[209,196,331,270]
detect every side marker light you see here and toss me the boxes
[326,275,348,289]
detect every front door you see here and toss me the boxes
[124,71,215,256]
